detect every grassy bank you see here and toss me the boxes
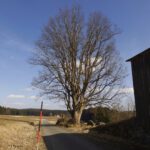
[0,115,46,150]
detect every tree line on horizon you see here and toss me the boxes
[0,105,68,116]
[0,105,134,123]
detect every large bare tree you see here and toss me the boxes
[31,6,125,125]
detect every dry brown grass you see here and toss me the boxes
[0,115,39,124]
[0,115,57,124]
[0,116,46,150]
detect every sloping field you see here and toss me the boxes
[0,115,57,124]
[0,115,39,124]
[0,116,46,150]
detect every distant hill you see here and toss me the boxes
[0,106,68,116]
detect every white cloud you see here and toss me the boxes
[76,57,102,73]
[7,94,38,100]
[120,87,134,93]
[7,94,25,99]
[29,95,38,100]
[24,87,34,92]
[12,102,24,106]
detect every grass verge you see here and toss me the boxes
[0,115,46,150]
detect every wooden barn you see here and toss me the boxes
[127,48,150,125]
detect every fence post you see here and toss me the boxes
[36,101,43,150]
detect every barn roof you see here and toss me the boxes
[127,48,150,62]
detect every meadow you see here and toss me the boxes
[0,115,46,150]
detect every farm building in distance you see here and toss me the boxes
[127,48,150,126]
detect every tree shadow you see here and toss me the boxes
[42,131,128,150]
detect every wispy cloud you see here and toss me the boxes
[23,87,34,92]
[7,94,38,100]
[29,95,38,100]
[120,87,134,93]
[7,94,25,99]
[0,31,34,52]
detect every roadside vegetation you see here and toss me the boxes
[90,118,150,150]
[56,106,135,130]
[0,116,46,150]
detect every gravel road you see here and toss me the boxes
[41,120,127,150]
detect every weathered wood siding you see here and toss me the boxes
[131,52,150,124]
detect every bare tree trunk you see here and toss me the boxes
[73,109,83,125]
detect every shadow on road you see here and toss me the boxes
[43,133,105,150]
[42,131,131,150]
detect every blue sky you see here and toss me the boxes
[0,0,150,109]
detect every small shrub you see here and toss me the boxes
[56,118,67,126]
[87,120,95,126]
[29,122,35,126]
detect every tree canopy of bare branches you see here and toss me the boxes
[31,5,125,125]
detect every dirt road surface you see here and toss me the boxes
[41,120,128,150]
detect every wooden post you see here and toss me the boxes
[36,101,43,150]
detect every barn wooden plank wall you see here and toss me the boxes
[127,48,150,126]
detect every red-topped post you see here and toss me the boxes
[36,101,43,149]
